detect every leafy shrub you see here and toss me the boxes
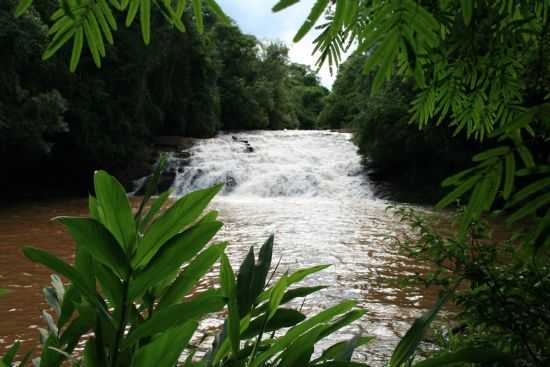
[394,207,550,366]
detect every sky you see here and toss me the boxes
[216,0,349,88]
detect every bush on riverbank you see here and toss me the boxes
[395,207,550,366]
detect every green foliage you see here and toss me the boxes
[13,0,228,71]
[1,342,33,367]
[1,1,327,198]
[394,208,550,366]
[319,53,481,201]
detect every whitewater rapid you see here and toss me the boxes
[170,130,372,199]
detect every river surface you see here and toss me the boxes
[0,130,442,365]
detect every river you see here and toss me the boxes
[0,130,442,365]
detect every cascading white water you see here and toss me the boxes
[171,130,373,198]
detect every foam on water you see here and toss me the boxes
[171,130,373,199]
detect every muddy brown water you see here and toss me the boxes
[1,131,450,365]
[0,196,445,365]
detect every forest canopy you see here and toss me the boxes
[0,0,328,197]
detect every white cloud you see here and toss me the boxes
[216,0,352,88]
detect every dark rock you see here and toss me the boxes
[226,175,236,188]
[154,136,195,150]
[174,150,191,159]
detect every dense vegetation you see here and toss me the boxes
[319,37,548,200]
[318,52,482,201]
[0,0,328,198]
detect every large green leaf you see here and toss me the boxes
[287,264,330,284]
[95,263,123,309]
[23,247,112,323]
[236,246,255,316]
[268,274,288,319]
[56,217,129,278]
[278,324,325,367]
[59,312,95,353]
[83,338,103,367]
[241,308,306,339]
[220,254,240,355]
[2,341,20,365]
[133,321,198,367]
[159,242,226,307]
[249,300,356,367]
[317,309,366,341]
[140,190,171,229]
[316,336,375,363]
[255,265,329,304]
[123,291,225,346]
[130,221,223,300]
[281,285,327,303]
[390,294,449,367]
[94,170,136,253]
[135,154,168,224]
[236,235,274,316]
[132,183,223,269]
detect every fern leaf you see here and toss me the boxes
[70,27,84,72]
[192,0,204,33]
[510,178,550,206]
[272,0,300,12]
[503,153,516,199]
[126,0,141,27]
[436,175,480,209]
[293,0,330,42]
[15,0,33,17]
[140,0,151,44]
[508,192,550,223]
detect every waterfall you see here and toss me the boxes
[170,130,373,199]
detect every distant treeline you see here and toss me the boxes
[0,0,328,198]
